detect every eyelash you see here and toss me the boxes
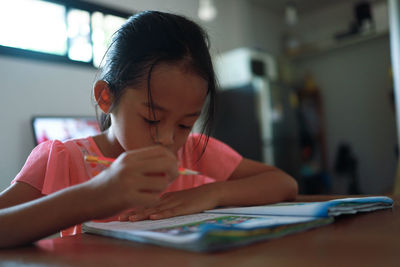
[143,118,192,130]
[143,118,160,125]
[179,124,192,130]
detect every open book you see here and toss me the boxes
[82,196,393,252]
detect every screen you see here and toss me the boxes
[32,116,101,145]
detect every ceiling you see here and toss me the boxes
[249,0,383,15]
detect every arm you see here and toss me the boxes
[127,158,298,221]
[0,146,178,248]
[211,158,298,206]
[0,181,107,248]
[0,182,43,209]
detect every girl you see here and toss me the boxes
[0,11,297,248]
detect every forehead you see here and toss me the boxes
[152,62,207,96]
[122,62,208,114]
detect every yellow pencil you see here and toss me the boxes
[84,155,201,175]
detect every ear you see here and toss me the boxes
[94,80,113,114]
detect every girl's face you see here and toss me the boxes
[109,62,208,155]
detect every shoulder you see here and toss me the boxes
[27,140,67,163]
[181,133,243,180]
[185,133,225,149]
[185,133,240,155]
[16,137,91,179]
[12,140,70,192]
[13,137,94,194]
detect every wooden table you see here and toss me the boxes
[1,195,399,267]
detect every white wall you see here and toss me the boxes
[0,0,282,190]
[245,1,284,56]
[290,1,397,194]
[0,56,98,190]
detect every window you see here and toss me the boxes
[91,12,126,67]
[0,0,67,55]
[0,0,130,67]
[67,8,92,62]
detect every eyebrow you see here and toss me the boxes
[142,102,201,117]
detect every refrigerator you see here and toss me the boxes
[212,48,301,177]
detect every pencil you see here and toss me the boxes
[84,155,201,175]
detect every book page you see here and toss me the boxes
[205,196,393,217]
[85,213,225,232]
[84,213,317,236]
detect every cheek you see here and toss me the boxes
[114,115,154,150]
[173,130,191,151]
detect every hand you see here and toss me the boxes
[120,183,222,221]
[87,146,179,219]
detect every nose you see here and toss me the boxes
[154,125,175,147]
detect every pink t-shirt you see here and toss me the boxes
[12,134,242,235]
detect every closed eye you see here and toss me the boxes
[143,118,160,125]
[179,124,192,130]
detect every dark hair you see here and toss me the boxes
[95,10,216,156]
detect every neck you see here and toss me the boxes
[92,128,125,159]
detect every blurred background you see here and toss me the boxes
[0,0,396,195]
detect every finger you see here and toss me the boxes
[118,208,142,221]
[128,213,149,222]
[118,211,131,221]
[113,151,178,184]
[117,155,178,178]
[128,204,160,222]
[118,213,130,221]
[140,157,178,173]
[134,158,179,180]
[149,206,187,220]
[120,145,176,162]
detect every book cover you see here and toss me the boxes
[206,196,394,217]
[82,196,393,252]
